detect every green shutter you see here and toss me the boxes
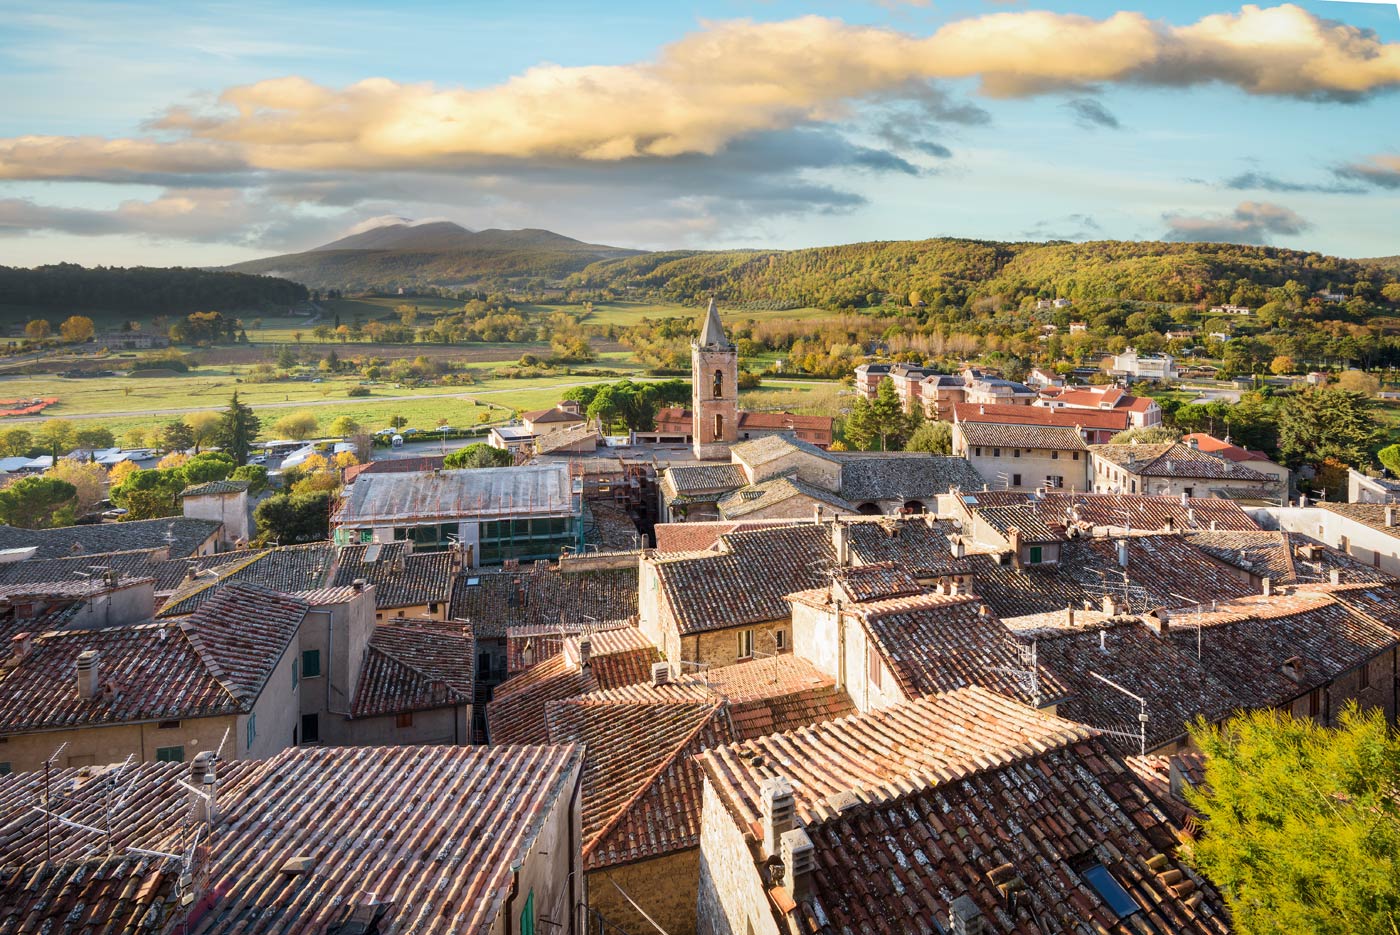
[520,891,535,935]
[302,650,321,678]
[155,746,184,763]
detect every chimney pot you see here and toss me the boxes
[8,631,32,662]
[760,776,796,858]
[650,661,671,687]
[189,750,218,826]
[76,650,100,700]
[1066,605,1075,628]
[814,504,824,526]
[1387,506,1396,528]
[1102,595,1117,617]
[351,578,366,592]
[1329,569,1341,585]
[578,636,592,669]
[1180,492,1189,507]
[779,827,816,902]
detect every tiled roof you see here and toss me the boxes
[842,517,974,578]
[955,401,1129,431]
[717,475,852,519]
[1327,581,1400,633]
[331,541,454,608]
[1034,620,1245,749]
[957,421,1089,450]
[157,543,335,617]
[0,517,222,559]
[1181,432,1272,463]
[179,479,250,498]
[975,503,1065,542]
[654,524,836,633]
[652,520,809,554]
[834,453,984,502]
[0,852,184,931]
[486,627,659,745]
[0,745,584,935]
[522,405,584,423]
[1185,529,1393,585]
[698,687,1091,827]
[832,561,923,603]
[177,584,309,705]
[351,619,474,718]
[0,622,235,731]
[578,654,855,740]
[449,565,639,639]
[737,411,833,433]
[1168,593,1397,709]
[504,620,633,674]
[730,434,831,467]
[1091,442,1275,481]
[147,550,260,595]
[853,593,1070,707]
[1044,491,1262,532]
[545,698,731,869]
[0,548,165,588]
[700,692,1227,934]
[343,454,444,482]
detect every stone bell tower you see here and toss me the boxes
[692,298,739,460]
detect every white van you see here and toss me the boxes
[391,434,404,448]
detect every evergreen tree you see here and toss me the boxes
[843,396,877,450]
[0,476,77,528]
[214,392,261,465]
[1277,387,1384,469]
[161,420,195,453]
[1188,704,1400,934]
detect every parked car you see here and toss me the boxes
[102,507,128,519]
[248,454,267,464]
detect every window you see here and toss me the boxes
[478,651,493,681]
[1183,486,1194,498]
[1307,688,1321,718]
[246,713,257,749]
[775,629,787,651]
[301,650,322,678]
[1013,449,1021,458]
[993,448,1001,457]
[157,719,180,730]
[396,712,414,729]
[301,713,320,744]
[974,447,982,457]
[867,643,883,690]
[712,369,724,398]
[1073,452,1079,460]
[0,763,9,775]
[1360,660,1371,690]
[1029,546,1043,564]
[292,659,298,689]
[1074,857,1140,919]
[155,745,184,763]
[738,629,754,659]
[1012,474,1022,487]
[520,890,536,935]
[428,603,439,615]
[1051,451,1059,460]
[713,412,724,440]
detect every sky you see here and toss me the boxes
[0,0,1398,266]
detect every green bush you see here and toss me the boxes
[346,386,371,397]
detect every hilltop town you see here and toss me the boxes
[0,298,1398,933]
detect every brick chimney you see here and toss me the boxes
[759,776,796,858]
[832,518,851,567]
[76,650,100,699]
[1007,527,1023,570]
[6,632,32,667]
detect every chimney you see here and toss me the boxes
[832,519,850,567]
[1102,594,1117,617]
[1007,527,1023,570]
[951,535,967,560]
[76,650,100,699]
[1299,493,1309,508]
[1180,491,1189,506]
[1330,569,1341,585]
[1187,507,1196,526]
[1066,605,1075,628]
[1280,655,1304,684]
[948,895,988,935]
[759,776,796,858]
[814,504,824,526]
[780,827,816,902]
[1209,520,1218,532]
[185,565,198,581]
[1387,506,1397,528]
[1145,609,1170,636]
[351,578,366,593]
[7,631,32,665]
[578,636,592,669]
[1117,539,1129,568]
[1261,576,1272,597]
[1186,437,1199,450]
[189,750,218,826]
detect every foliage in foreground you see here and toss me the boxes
[1188,704,1400,935]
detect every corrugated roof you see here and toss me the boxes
[336,464,577,525]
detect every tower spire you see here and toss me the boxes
[697,297,729,348]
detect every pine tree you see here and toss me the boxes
[215,392,261,465]
[1188,704,1400,934]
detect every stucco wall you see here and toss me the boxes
[0,715,239,773]
[1259,506,1400,576]
[491,755,583,935]
[326,705,468,747]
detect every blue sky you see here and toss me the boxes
[0,0,1397,266]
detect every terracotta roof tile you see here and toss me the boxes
[156,543,335,617]
[717,475,852,519]
[176,584,309,705]
[1091,442,1275,481]
[653,520,809,554]
[958,422,1089,450]
[351,619,474,718]
[0,517,222,560]
[954,401,1130,431]
[331,541,454,608]
[449,565,638,639]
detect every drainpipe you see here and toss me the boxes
[504,868,520,935]
[834,599,846,693]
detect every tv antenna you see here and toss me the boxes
[1088,670,1150,755]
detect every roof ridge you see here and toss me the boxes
[579,699,726,858]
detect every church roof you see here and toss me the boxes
[697,298,731,348]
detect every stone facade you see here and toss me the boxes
[696,778,781,935]
[588,850,702,935]
[693,301,739,461]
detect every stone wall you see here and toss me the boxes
[588,849,702,934]
[696,779,782,935]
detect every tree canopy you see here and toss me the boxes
[443,443,513,470]
[1188,704,1400,935]
[0,476,77,529]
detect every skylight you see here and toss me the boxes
[1079,862,1140,919]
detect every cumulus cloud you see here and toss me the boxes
[1062,98,1121,130]
[0,4,1396,184]
[1335,154,1400,189]
[1163,201,1311,245]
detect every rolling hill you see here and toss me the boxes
[225,221,639,291]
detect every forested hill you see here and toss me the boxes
[569,240,1389,309]
[0,264,308,315]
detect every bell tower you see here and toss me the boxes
[692,297,739,460]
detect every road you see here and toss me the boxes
[0,376,841,424]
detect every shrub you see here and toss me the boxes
[346,385,371,397]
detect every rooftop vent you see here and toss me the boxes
[76,650,100,700]
[780,827,816,901]
[759,776,796,858]
[948,895,988,935]
[578,636,592,669]
[1280,655,1304,684]
[650,661,671,687]
[280,855,315,876]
